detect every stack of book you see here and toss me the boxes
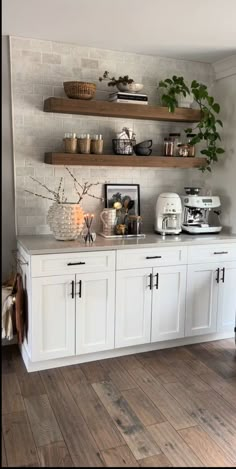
[109,91,148,105]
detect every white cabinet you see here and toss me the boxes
[151,265,186,342]
[32,275,75,361]
[115,268,152,348]
[115,265,187,348]
[186,261,236,337]
[217,262,236,332]
[76,272,115,354]
[186,263,219,336]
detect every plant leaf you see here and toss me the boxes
[212,103,220,113]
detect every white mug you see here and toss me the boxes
[100,208,117,235]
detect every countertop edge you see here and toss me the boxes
[17,233,236,256]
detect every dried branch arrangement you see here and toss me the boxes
[25,167,104,204]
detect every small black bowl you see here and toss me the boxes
[134,147,152,156]
[184,187,201,195]
[135,139,152,149]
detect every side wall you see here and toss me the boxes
[2,36,16,281]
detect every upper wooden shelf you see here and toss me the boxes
[45,153,206,168]
[44,98,201,123]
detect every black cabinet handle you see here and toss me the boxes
[71,280,75,299]
[216,268,220,283]
[148,273,153,290]
[78,280,82,297]
[213,251,228,255]
[154,273,159,289]
[146,256,162,259]
[67,262,86,266]
[221,267,225,283]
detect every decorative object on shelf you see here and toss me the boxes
[99,71,143,93]
[112,127,136,155]
[100,208,117,236]
[109,91,148,105]
[82,213,96,243]
[63,81,96,100]
[77,133,91,154]
[105,184,141,225]
[157,76,225,172]
[63,132,77,153]
[186,133,196,157]
[90,134,104,154]
[24,168,104,241]
[133,140,152,156]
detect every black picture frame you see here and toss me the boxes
[104,183,140,216]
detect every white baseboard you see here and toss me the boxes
[20,331,234,373]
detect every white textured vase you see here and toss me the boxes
[47,203,85,241]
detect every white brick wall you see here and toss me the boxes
[10,36,214,235]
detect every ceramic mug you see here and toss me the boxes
[100,208,117,235]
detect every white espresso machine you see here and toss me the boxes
[181,191,222,234]
[155,193,182,235]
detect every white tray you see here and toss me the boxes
[99,233,146,239]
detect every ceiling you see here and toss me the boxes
[2,0,236,63]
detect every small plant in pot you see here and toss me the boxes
[25,168,104,241]
[99,70,143,92]
[158,76,225,172]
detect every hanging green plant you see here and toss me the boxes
[158,76,225,172]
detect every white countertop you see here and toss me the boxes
[17,232,236,255]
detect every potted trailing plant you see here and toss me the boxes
[99,71,143,92]
[25,167,103,240]
[158,76,225,172]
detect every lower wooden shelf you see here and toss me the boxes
[45,153,206,168]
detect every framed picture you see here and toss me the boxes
[104,183,140,216]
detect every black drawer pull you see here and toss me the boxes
[148,273,153,290]
[67,262,86,266]
[221,267,225,283]
[216,268,220,284]
[146,256,162,259]
[71,280,75,299]
[154,273,159,289]
[78,280,82,298]
[213,251,228,255]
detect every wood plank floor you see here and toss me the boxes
[2,339,236,467]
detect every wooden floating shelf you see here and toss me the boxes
[44,98,201,123]
[45,153,207,168]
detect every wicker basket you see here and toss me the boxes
[63,81,96,100]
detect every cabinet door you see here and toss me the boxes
[217,262,236,333]
[151,265,187,342]
[32,275,75,361]
[186,263,219,337]
[115,268,152,348]
[76,272,115,354]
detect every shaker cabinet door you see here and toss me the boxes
[115,268,152,348]
[217,262,236,333]
[151,265,186,342]
[32,275,76,361]
[76,271,115,355]
[186,263,219,337]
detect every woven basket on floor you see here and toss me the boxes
[64,81,96,100]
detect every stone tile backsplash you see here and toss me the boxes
[10,36,214,235]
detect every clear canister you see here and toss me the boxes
[169,133,182,156]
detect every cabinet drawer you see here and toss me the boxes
[31,251,115,277]
[116,247,187,270]
[188,244,236,264]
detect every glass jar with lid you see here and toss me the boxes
[169,133,182,156]
[177,143,189,157]
[186,133,196,157]
[163,137,174,156]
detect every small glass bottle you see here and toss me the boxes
[186,133,196,157]
[177,143,189,157]
[169,133,182,156]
